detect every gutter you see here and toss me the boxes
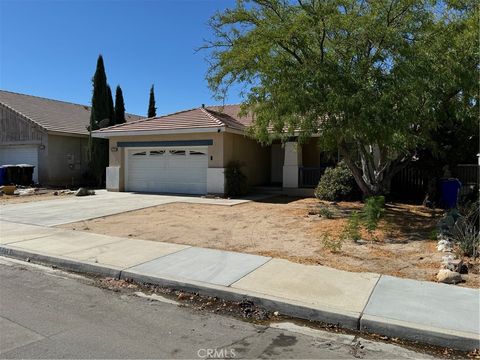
[92,126,230,138]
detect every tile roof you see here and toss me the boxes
[94,104,254,135]
[0,90,143,136]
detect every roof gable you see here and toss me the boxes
[0,90,143,136]
[93,104,253,135]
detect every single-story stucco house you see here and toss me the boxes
[93,104,331,195]
[0,90,142,185]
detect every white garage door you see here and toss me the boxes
[0,145,39,183]
[126,147,208,194]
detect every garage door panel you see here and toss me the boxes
[126,147,208,194]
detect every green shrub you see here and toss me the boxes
[437,208,461,236]
[361,196,385,232]
[318,206,335,219]
[314,161,355,201]
[342,211,362,242]
[429,229,439,240]
[321,232,343,253]
[309,205,335,218]
[450,202,479,257]
[224,161,248,197]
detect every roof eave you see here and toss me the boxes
[92,126,228,138]
[47,130,89,138]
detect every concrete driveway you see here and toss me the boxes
[0,190,253,226]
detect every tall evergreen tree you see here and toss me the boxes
[147,84,156,118]
[114,85,126,125]
[107,85,115,127]
[89,55,110,131]
[88,55,111,186]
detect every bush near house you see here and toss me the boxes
[314,161,355,201]
[225,161,248,197]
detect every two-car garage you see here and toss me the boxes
[125,146,208,195]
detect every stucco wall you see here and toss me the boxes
[107,132,224,191]
[223,132,270,186]
[45,134,89,186]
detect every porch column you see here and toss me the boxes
[282,141,302,188]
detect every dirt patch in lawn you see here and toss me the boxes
[0,190,73,205]
[60,196,479,288]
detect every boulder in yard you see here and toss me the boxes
[444,258,463,273]
[436,269,463,284]
[75,188,95,197]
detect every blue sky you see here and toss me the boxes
[0,0,240,116]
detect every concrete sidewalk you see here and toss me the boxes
[0,220,478,351]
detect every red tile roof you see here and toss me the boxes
[93,105,254,135]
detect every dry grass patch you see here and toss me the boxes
[60,196,478,288]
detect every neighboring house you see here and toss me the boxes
[93,104,328,195]
[0,90,142,185]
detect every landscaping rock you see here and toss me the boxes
[437,239,453,252]
[75,188,95,197]
[448,259,463,272]
[436,269,463,284]
[355,239,368,245]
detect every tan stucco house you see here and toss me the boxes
[0,90,142,186]
[93,104,328,195]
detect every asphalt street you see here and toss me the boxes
[0,257,435,359]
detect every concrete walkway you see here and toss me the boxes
[0,219,478,351]
[0,191,263,226]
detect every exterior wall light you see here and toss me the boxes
[111,147,118,152]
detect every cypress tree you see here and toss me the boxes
[107,85,114,127]
[147,84,156,118]
[114,85,126,125]
[88,54,110,186]
[89,55,110,131]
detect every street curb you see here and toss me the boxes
[1,246,478,352]
[360,314,480,352]
[120,270,361,330]
[0,246,122,279]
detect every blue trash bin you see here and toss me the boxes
[440,178,462,209]
[1,165,20,185]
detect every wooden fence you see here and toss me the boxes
[391,164,479,199]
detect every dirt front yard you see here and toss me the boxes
[60,196,479,288]
[0,190,73,205]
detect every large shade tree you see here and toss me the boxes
[205,0,479,196]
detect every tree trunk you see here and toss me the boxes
[339,143,411,198]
